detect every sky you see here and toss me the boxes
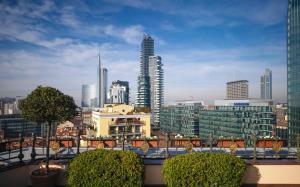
[0,0,287,105]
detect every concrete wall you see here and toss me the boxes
[1,163,300,186]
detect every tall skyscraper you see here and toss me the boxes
[149,56,164,127]
[97,52,108,108]
[109,80,129,105]
[81,84,97,107]
[288,0,300,142]
[136,35,154,108]
[260,68,272,100]
[226,80,249,99]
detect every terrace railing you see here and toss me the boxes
[0,133,299,169]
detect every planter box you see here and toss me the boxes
[172,139,201,147]
[132,139,159,148]
[50,140,74,148]
[104,140,116,148]
[88,139,116,148]
[217,139,245,148]
[59,140,74,147]
[256,139,284,148]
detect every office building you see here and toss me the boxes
[91,104,151,141]
[97,52,108,108]
[288,0,300,143]
[160,101,203,137]
[261,69,272,100]
[0,114,45,138]
[81,84,97,108]
[149,56,164,127]
[199,99,274,145]
[226,80,249,99]
[136,35,154,108]
[109,80,129,105]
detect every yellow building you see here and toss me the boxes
[91,104,151,140]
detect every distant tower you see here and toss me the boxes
[81,84,97,107]
[109,80,129,105]
[136,35,154,108]
[288,0,300,143]
[97,51,108,108]
[260,69,272,100]
[226,80,249,99]
[149,56,164,127]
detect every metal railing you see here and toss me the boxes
[0,133,299,168]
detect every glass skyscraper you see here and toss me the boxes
[97,52,108,108]
[136,35,154,108]
[149,55,164,127]
[260,68,272,100]
[288,0,300,142]
[81,84,97,108]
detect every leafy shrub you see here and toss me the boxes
[68,149,144,187]
[163,153,246,187]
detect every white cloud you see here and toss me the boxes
[103,25,145,45]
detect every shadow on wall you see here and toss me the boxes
[242,165,261,187]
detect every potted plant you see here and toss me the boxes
[20,86,77,187]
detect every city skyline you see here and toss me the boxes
[0,0,287,105]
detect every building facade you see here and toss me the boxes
[226,80,249,99]
[136,35,154,108]
[288,0,300,143]
[160,102,203,137]
[149,56,164,127]
[91,104,151,141]
[199,100,274,145]
[109,80,129,105]
[97,52,108,108]
[81,84,97,108]
[260,68,272,100]
[0,114,51,138]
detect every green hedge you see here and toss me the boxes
[163,153,246,187]
[67,149,144,187]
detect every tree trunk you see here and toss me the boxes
[46,121,52,174]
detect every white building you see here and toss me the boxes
[109,80,129,104]
[149,55,164,127]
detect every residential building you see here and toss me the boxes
[287,0,300,143]
[199,99,274,145]
[260,69,272,100]
[91,104,151,141]
[160,101,203,137]
[149,55,164,127]
[81,84,97,108]
[272,103,288,139]
[82,111,92,125]
[0,97,22,115]
[226,80,249,99]
[3,103,15,115]
[97,52,108,108]
[136,35,154,108]
[109,80,129,105]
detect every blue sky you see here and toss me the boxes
[0,0,287,104]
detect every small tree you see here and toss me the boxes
[19,86,77,174]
